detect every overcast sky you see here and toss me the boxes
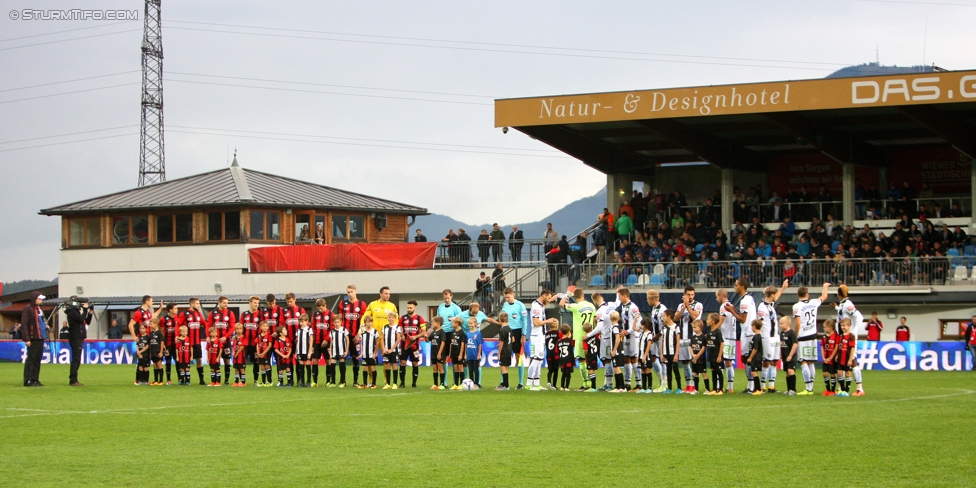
[1,0,974,281]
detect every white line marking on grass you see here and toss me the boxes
[0,392,424,419]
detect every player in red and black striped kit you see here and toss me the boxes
[178,297,207,385]
[836,318,857,396]
[175,325,194,385]
[339,285,367,386]
[820,319,841,396]
[281,293,305,387]
[160,303,179,385]
[240,296,262,384]
[311,298,333,386]
[207,296,237,385]
[261,293,283,335]
[398,300,426,388]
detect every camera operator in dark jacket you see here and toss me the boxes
[65,296,93,386]
[20,291,47,387]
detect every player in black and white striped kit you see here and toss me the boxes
[674,286,703,393]
[757,281,788,392]
[616,288,642,391]
[645,289,667,393]
[381,312,402,389]
[329,316,349,387]
[293,315,314,387]
[585,292,615,390]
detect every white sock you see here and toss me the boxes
[683,363,693,383]
[623,363,632,387]
[760,367,767,388]
[853,366,863,391]
[744,365,753,391]
[726,366,734,391]
[653,361,664,387]
[769,367,777,388]
[604,363,614,387]
[633,364,642,385]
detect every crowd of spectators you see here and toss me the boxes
[428,179,972,287]
[589,181,973,288]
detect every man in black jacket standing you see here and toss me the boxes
[21,291,48,387]
[66,296,93,386]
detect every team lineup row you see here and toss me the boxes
[127,279,866,395]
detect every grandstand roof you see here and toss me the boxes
[40,160,429,216]
[495,69,976,175]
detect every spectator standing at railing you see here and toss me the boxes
[414,229,427,242]
[442,229,458,262]
[491,264,505,305]
[489,223,505,262]
[476,272,492,312]
[508,225,523,262]
[619,200,634,220]
[543,223,558,254]
[476,230,491,263]
[616,211,633,244]
[457,228,473,265]
[770,198,789,223]
[948,202,964,217]
[886,182,901,204]
[667,191,686,221]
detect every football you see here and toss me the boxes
[461,379,475,390]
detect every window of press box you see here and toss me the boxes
[156,214,193,243]
[68,217,100,246]
[111,216,149,245]
[249,211,281,241]
[208,211,241,241]
[332,215,365,240]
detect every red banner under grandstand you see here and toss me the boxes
[248,243,437,272]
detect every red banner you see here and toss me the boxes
[248,243,437,272]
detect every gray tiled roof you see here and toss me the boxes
[40,164,428,215]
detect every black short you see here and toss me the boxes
[782,359,797,371]
[138,357,150,367]
[246,346,257,362]
[692,360,707,374]
[749,360,762,372]
[296,353,310,362]
[192,344,203,360]
[150,347,162,362]
[499,349,512,367]
[400,348,421,364]
[585,354,598,370]
[547,358,559,369]
[363,358,377,367]
[836,364,851,372]
[383,352,399,365]
[641,359,655,370]
[430,349,443,364]
[709,362,723,371]
[256,355,270,365]
[222,347,232,360]
[449,354,462,365]
[233,362,246,368]
[822,362,837,374]
[176,362,188,369]
[512,330,524,355]
[312,344,327,360]
[612,354,626,368]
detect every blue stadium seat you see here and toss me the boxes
[947,248,960,256]
[964,245,976,256]
[694,244,705,254]
[588,275,605,287]
[649,274,663,286]
[626,274,639,285]
[831,241,840,253]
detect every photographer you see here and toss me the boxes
[65,296,93,386]
[21,292,47,387]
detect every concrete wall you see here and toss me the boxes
[59,245,489,301]
[645,165,767,207]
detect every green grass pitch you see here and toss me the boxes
[1,364,974,487]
